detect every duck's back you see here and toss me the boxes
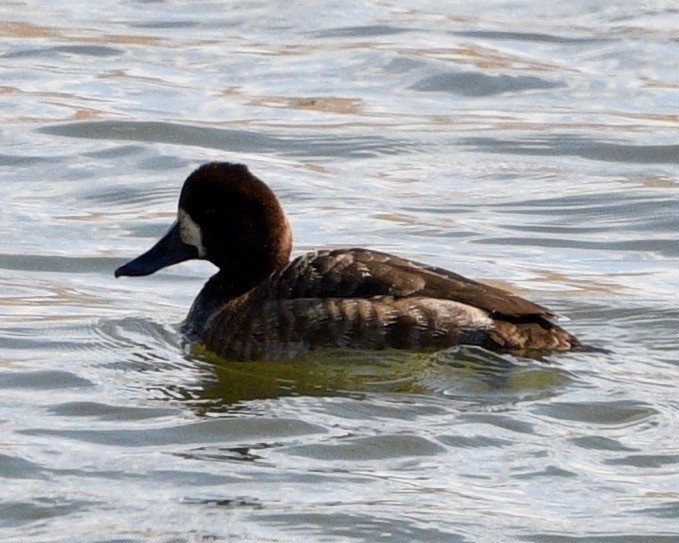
[189,249,582,361]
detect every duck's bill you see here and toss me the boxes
[114,221,198,278]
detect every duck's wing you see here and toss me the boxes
[270,248,555,319]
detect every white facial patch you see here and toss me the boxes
[178,208,206,257]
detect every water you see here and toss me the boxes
[1,1,678,541]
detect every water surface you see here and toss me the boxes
[1,1,678,542]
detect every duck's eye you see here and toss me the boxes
[178,208,206,257]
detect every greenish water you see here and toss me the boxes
[1,1,678,542]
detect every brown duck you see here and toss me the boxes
[115,162,592,361]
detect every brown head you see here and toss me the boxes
[115,162,292,293]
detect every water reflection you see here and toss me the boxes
[161,343,574,411]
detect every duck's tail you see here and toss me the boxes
[485,316,609,354]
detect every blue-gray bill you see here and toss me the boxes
[114,221,198,278]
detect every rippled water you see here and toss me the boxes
[1,1,678,541]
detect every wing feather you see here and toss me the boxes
[269,248,554,319]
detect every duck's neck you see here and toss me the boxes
[181,269,271,338]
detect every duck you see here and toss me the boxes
[115,162,592,361]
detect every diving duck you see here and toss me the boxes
[115,162,590,361]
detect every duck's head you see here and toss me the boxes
[115,162,292,289]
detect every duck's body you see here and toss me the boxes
[116,162,587,361]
